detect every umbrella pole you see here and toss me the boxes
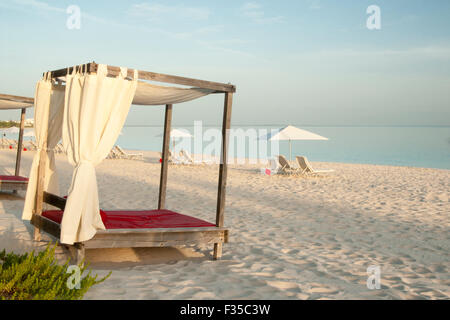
[289,139,292,162]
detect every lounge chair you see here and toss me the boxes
[106,148,116,159]
[169,150,188,164]
[0,138,8,149]
[296,156,334,175]
[54,142,65,154]
[114,145,144,160]
[2,139,17,149]
[107,146,124,159]
[180,149,213,165]
[277,155,301,174]
[158,150,187,164]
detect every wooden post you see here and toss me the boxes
[33,145,47,241]
[213,92,233,260]
[14,108,26,177]
[158,104,172,210]
[75,243,85,266]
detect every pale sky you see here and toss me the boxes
[1,0,449,126]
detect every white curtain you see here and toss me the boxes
[60,64,137,244]
[22,76,65,220]
[133,82,213,105]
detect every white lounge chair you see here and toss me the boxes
[296,156,334,175]
[0,138,8,149]
[51,142,64,154]
[180,149,213,165]
[114,145,144,160]
[277,155,301,174]
[106,147,118,159]
[173,150,191,164]
[1,138,17,149]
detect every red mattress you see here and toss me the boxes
[42,209,216,230]
[0,175,29,182]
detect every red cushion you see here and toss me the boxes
[99,209,107,223]
[60,196,107,222]
[42,209,215,229]
[0,175,29,182]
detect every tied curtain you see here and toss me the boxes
[60,64,137,244]
[22,75,65,220]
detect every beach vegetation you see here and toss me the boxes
[0,120,19,128]
[0,244,110,300]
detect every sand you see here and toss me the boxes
[1,149,449,300]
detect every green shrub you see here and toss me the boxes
[0,120,19,128]
[0,244,111,300]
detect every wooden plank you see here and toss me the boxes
[14,108,26,177]
[214,92,233,260]
[31,214,61,239]
[92,229,226,241]
[85,229,228,249]
[85,238,224,249]
[136,70,235,93]
[96,226,228,234]
[43,191,66,210]
[47,62,236,93]
[158,104,172,210]
[0,181,28,191]
[46,62,96,79]
[0,94,34,104]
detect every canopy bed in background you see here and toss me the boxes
[0,94,34,192]
[22,62,236,262]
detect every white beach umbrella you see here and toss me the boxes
[169,128,192,139]
[157,128,192,152]
[262,125,328,161]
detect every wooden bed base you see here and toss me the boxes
[1,107,28,193]
[31,214,228,264]
[0,180,28,192]
[31,192,228,263]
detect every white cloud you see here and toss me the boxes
[241,2,261,11]
[13,0,64,12]
[308,0,321,10]
[240,1,285,24]
[311,46,450,60]
[128,3,211,22]
[2,0,256,59]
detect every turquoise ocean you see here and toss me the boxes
[114,125,450,170]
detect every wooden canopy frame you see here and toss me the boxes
[0,94,34,192]
[31,62,235,262]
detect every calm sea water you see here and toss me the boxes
[4,125,448,170]
[114,125,450,170]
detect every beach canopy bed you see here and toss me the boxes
[22,62,235,262]
[0,94,34,192]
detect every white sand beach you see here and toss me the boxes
[1,149,449,300]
